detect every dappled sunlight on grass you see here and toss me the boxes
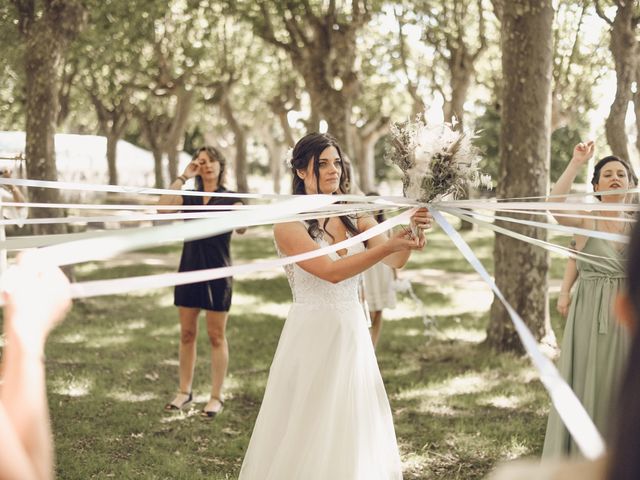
[55,332,88,344]
[107,390,157,402]
[386,302,430,320]
[398,372,499,401]
[149,325,180,337]
[52,377,93,397]
[436,326,486,343]
[401,327,425,337]
[155,290,175,307]
[478,394,526,410]
[232,292,292,319]
[86,334,132,348]
[418,402,458,417]
[159,408,201,423]
[122,319,147,330]
[502,438,530,460]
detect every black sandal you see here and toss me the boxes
[164,391,192,412]
[201,397,224,418]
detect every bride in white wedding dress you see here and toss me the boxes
[239,133,430,480]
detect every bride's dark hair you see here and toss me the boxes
[290,132,358,240]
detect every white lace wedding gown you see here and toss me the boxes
[239,238,403,480]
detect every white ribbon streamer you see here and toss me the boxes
[65,209,414,299]
[431,208,605,460]
[437,206,611,268]
[36,195,339,267]
[0,202,388,227]
[442,206,629,244]
[436,200,639,213]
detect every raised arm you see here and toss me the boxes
[274,221,424,284]
[0,252,71,480]
[157,159,201,211]
[548,141,594,227]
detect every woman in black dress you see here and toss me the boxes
[159,146,245,417]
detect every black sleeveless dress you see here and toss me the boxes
[174,187,241,312]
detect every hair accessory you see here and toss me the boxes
[284,147,294,169]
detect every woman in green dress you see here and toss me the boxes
[543,141,634,458]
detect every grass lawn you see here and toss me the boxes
[2,222,572,479]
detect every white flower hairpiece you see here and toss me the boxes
[284,146,294,169]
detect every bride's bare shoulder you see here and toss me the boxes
[274,222,316,255]
[274,221,306,237]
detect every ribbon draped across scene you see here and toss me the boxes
[2,176,638,460]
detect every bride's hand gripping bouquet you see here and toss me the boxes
[386,114,491,237]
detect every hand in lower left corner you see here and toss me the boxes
[2,250,72,353]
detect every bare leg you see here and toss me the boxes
[370,310,383,348]
[166,307,199,409]
[203,310,229,414]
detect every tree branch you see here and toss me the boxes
[594,0,614,26]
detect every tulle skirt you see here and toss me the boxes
[239,301,402,480]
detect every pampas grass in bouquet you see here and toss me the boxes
[386,113,491,204]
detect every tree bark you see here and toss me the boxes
[444,56,473,127]
[16,1,85,235]
[485,0,554,353]
[634,63,640,168]
[603,2,638,161]
[354,116,389,193]
[151,148,164,189]
[92,97,129,186]
[261,132,284,194]
[251,2,369,159]
[220,93,248,193]
[140,114,169,188]
[105,133,119,185]
[165,87,194,182]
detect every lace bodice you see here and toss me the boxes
[278,236,365,304]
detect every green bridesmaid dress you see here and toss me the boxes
[542,235,630,458]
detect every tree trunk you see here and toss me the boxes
[151,148,164,189]
[165,88,194,182]
[106,132,118,185]
[220,94,248,193]
[23,21,66,235]
[448,54,475,230]
[140,113,170,189]
[262,134,284,194]
[605,3,637,161]
[634,63,640,169]
[444,53,473,128]
[355,117,390,193]
[485,0,554,353]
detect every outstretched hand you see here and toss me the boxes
[571,141,595,166]
[2,251,71,353]
[387,227,426,251]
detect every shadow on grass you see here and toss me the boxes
[376,315,547,479]
[233,277,291,304]
[76,263,172,282]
